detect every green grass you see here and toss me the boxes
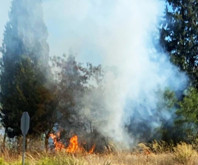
[0,154,87,165]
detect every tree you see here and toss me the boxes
[160,0,198,142]
[160,0,198,88]
[2,0,49,73]
[0,0,55,149]
[53,55,103,131]
[52,55,105,151]
[0,57,56,148]
[156,89,187,143]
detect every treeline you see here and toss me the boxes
[0,0,197,151]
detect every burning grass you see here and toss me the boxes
[49,133,96,154]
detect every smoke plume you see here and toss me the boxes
[43,0,188,148]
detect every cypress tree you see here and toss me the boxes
[0,0,55,145]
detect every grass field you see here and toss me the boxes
[0,142,198,165]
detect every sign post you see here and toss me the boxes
[21,112,30,165]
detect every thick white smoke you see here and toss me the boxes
[43,0,187,147]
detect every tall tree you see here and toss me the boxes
[160,0,198,88]
[160,0,198,141]
[0,0,55,146]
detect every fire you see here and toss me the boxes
[49,132,65,151]
[88,144,96,154]
[65,135,84,153]
[49,132,95,154]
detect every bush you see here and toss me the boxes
[173,142,197,164]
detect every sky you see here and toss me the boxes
[0,0,113,65]
[0,0,10,47]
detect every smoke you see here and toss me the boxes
[43,0,187,148]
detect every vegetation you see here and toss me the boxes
[0,141,198,165]
[160,0,198,142]
[0,0,55,150]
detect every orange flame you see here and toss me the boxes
[49,132,65,151]
[88,144,96,154]
[49,132,95,154]
[65,135,84,153]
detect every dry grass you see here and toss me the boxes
[173,142,198,165]
[0,151,197,165]
[82,152,174,165]
[0,142,198,165]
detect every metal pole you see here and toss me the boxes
[22,135,26,165]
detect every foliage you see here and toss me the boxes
[0,57,56,138]
[175,87,198,139]
[154,89,184,143]
[52,55,102,128]
[177,87,198,124]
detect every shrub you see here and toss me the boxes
[173,142,197,164]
